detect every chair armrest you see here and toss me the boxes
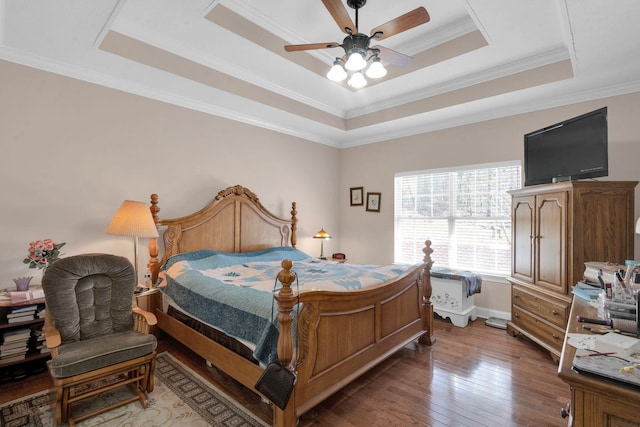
[132,306,158,334]
[43,309,62,357]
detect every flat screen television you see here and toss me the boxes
[524,107,608,186]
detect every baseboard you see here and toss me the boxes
[475,307,511,322]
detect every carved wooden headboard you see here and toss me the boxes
[148,185,297,283]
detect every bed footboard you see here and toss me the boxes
[273,241,434,425]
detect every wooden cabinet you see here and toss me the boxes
[507,181,637,358]
[559,297,640,426]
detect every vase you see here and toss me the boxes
[13,276,33,291]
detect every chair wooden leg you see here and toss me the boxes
[146,357,155,392]
[55,386,64,425]
[50,353,156,426]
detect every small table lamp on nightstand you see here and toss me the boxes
[313,228,332,259]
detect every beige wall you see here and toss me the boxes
[3,58,640,318]
[0,60,341,284]
[340,93,640,317]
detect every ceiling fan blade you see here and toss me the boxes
[370,7,430,41]
[372,45,413,67]
[284,42,340,52]
[321,0,357,34]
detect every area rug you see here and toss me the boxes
[0,352,269,427]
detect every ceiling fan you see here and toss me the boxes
[284,0,430,88]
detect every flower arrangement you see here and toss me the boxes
[23,239,66,269]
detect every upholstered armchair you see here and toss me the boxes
[42,254,157,426]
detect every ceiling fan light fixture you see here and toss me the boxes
[327,59,348,82]
[365,57,387,79]
[347,71,367,88]
[286,2,429,88]
[344,50,367,71]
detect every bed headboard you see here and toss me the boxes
[148,185,297,283]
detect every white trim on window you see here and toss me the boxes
[394,160,521,276]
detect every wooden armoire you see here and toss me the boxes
[506,180,637,359]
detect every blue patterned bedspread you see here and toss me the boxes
[431,266,482,297]
[159,247,413,365]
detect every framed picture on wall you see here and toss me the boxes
[350,187,364,206]
[366,192,381,212]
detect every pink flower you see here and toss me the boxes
[24,239,65,269]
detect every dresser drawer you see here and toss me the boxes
[512,306,565,352]
[512,286,570,328]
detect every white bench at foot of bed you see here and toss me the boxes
[430,268,482,328]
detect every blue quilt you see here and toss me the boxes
[431,266,482,297]
[159,247,413,365]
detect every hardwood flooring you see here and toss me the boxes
[0,317,570,426]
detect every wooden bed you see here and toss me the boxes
[146,185,434,427]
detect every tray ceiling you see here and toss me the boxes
[2,0,640,148]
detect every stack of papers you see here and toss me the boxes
[572,282,602,301]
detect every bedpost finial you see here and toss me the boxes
[290,202,297,248]
[423,240,433,265]
[282,259,292,269]
[150,194,160,224]
[278,259,295,296]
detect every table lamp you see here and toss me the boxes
[106,200,159,285]
[313,228,332,259]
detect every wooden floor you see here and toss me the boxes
[0,316,570,426]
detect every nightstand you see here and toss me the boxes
[134,287,161,313]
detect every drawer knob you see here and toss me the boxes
[514,294,520,299]
[514,313,519,318]
[552,310,558,315]
[552,334,560,340]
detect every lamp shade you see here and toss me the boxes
[313,228,331,259]
[366,58,387,79]
[313,228,332,240]
[347,72,367,88]
[345,51,367,71]
[106,200,159,238]
[327,59,347,82]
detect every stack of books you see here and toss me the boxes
[5,304,38,324]
[0,327,30,365]
[30,323,48,355]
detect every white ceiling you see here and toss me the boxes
[2,0,640,148]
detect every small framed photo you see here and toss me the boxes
[350,187,364,206]
[366,192,381,212]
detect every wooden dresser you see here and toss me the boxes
[506,181,637,359]
[559,297,640,426]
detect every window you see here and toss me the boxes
[394,161,521,276]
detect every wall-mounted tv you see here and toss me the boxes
[524,107,608,187]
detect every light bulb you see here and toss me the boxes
[347,72,367,88]
[327,61,347,82]
[366,58,387,79]
[344,51,367,71]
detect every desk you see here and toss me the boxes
[558,297,640,426]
